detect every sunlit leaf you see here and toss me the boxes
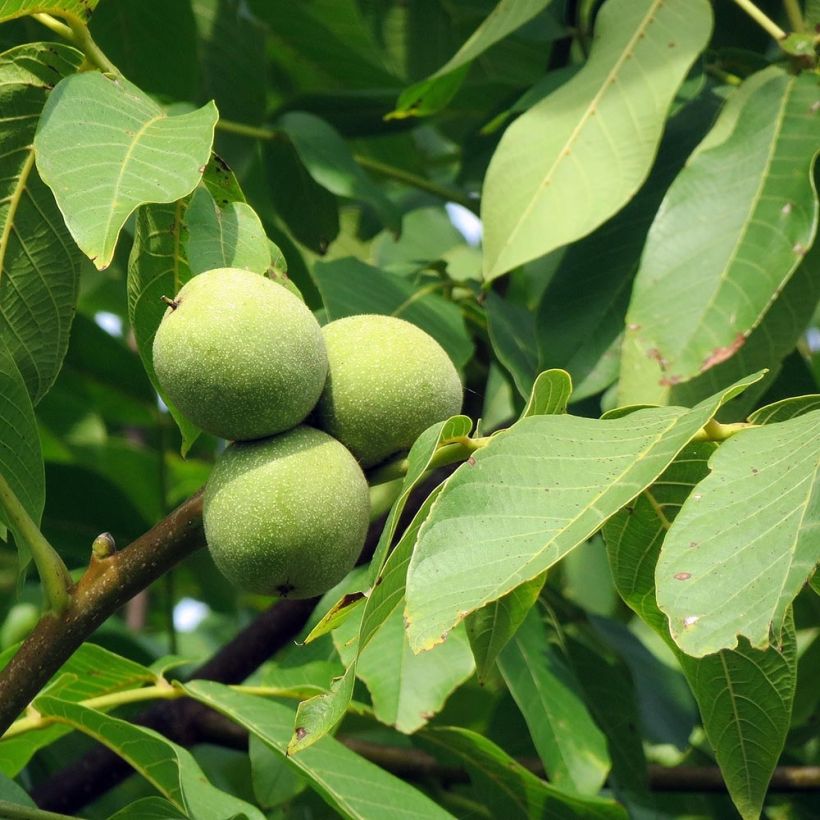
[482,0,712,278]
[35,72,217,269]
[621,68,819,398]
[656,412,819,655]
[405,374,761,652]
[604,443,797,820]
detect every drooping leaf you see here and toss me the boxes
[289,473,450,754]
[184,682,454,819]
[33,695,265,820]
[0,341,43,570]
[405,373,761,652]
[392,0,557,119]
[0,644,154,776]
[467,574,544,683]
[481,0,713,279]
[192,0,267,125]
[420,727,626,819]
[0,43,84,404]
[485,291,538,397]
[263,136,339,255]
[664,240,820,415]
[127,201,199,452]
[186,186,271,275]
[621,68,819,399]
[313,258,473,367]
[656,412,819,656]
[34,72,217,269]
[355,608,474,734]
[279,112,399,232]
[498,608,610,794]
[536,91,722,402]
[603,443,797,820]
[127,159,246,453]
[0,0,98,23]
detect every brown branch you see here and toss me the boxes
[0,491,206,736]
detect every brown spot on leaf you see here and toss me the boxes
[467,456,476,466]
[700,333,745,372]
[674,572,692,581]
[295,727,307,741]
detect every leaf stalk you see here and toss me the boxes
[731,0,787,41]
[0,473,72,614]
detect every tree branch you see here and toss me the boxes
[0,491,206,736]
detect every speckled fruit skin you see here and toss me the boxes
[153,268,327,441]
[203,426,370,598]
[316,315,463,467]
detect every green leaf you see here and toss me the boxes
[289,475,448,754]
[126,159,244,452]
[0,43,85,404]
[0,644,155,776]
[535,92,722,403]
[603,443,797,820]
[186,186,271,275]
[467,574,544,683]
[184,681,455,819]
[34,72,217,269]
[33,695,265,819]
[0,0,98,22]
[498,608,610,795]
[663,240,820,414]
[0,771,34,808]
[278,112,399,232]
[481,0,712,279]
[89,0,199,101]
[263,136,339,255]
[656,412,819,656]
[748,394,820,424]
[404,373,761,652]
[356,608,474,734]
[520,369,572,419]
[485,292,538,397]
[420,727,626,819]
[621,68,819,398]
[0,341,43,568]
[107,797,187,819]
[313,258,473,367]
[392,0,556,118]
[127,201,200,453]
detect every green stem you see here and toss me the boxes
[353,155,479,214]
[731,0,787,40]
[368,435,492,486]
[31,12,74,40]
[782,0,805,31]
[693,419,757,442]
[215,118,479,213]
[0,474,72,614]
[0,802,76,820]
[66,17,121,75]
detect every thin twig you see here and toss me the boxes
[731,0,787,40]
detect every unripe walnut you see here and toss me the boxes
[316,315,463,466]
[153,267,327,441]
[203,426,370,598]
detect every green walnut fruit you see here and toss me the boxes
[153,267,327,441]
[316,315,462,467]
[203,426,370,598]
